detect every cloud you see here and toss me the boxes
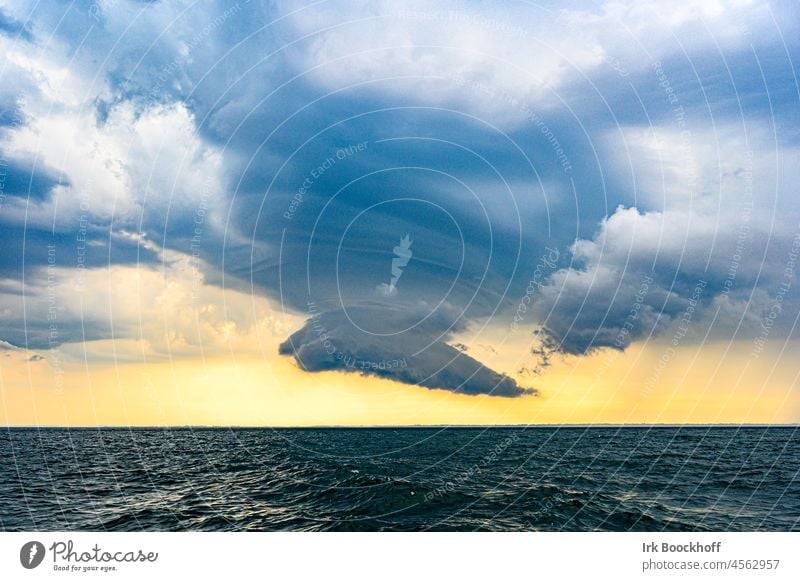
[279,305,535,397]
[278,0,777,127]
[0,338,44,363]
[0,339,21,351]
[0,238,294,359]
[1,100,225,234]
[529,123,800,355]
[0,0,797,402]
[0,18,255,269]
[0,8,32,42]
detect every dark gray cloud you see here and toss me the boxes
[279,305,535,397]
[0,157,65,201]
[532,262,685,355]
[531,186,800,356]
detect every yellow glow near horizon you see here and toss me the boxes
[1,339,797,426]
[1,260,797,427]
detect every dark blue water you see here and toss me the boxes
[0,427,797,531]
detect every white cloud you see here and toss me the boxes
[0,18,235,238]
[278,0,775,126]
[1,99,225,232]
[529,120,800,353]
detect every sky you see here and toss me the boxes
[0,0,799,425]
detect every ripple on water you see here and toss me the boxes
[0,427,797,531]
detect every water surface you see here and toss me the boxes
[0,427,797,531]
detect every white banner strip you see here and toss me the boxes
[1,532,797,580]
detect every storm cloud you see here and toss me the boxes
[529,124,800,357]
[279,305,535,397]
[0,0,798,400]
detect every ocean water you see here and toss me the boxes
[0,427,797,531]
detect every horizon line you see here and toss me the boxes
[3,423,799,429]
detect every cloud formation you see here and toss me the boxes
[0,0,798,401]
[530,124,800,355]
[279,305,535,397]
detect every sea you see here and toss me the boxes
[0,426,797,531]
